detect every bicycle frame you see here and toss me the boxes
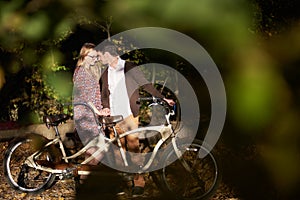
[24,100,183,176]
[4,98,220,199]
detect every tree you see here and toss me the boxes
[0,0,109,122]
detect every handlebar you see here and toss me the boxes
[62,102,100,122]
[137,97,166,106]
[63,97,175,120]
[137,97,175,115]
[138,97,160,102]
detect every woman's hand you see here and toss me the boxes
[88,102,110,116]
[99,108,110,116]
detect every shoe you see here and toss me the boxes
[132,186,144,197]
[115,184,126,196]
[118,172,134,181]
[116,190,125,196]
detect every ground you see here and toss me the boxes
[4,118,277,200]
[0,140,240,200]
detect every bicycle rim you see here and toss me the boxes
[4,137,56,193]
[161,140,219,200]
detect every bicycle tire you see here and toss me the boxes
[159,139,220,200]
[3,134,57,193]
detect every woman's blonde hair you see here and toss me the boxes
[74,42,103,81]
[76,43,96,68]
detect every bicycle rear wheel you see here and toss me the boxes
[3,134,57,193]
[160,139,219,200]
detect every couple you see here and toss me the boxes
[73,42,174,196]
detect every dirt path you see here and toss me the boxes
[0,141,76,200]
[0,140,240,200]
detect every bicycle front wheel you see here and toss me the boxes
[3,134,57,193]
[160,139,220,200]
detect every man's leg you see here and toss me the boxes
[117,115,145,189]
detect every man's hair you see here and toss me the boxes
[102,45,119,57]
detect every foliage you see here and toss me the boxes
[0,0,300,197]
[0,0,108,122]
[99,0,300,197]
[8,64,72,123]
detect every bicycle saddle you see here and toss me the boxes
[98,115,123,125]
[43,114,70,128]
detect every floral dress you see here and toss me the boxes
[73,64,102,145]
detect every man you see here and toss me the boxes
[99,44,174,196]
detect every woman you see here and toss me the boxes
[73,43,110,165]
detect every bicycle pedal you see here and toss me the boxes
[60,167,78,179]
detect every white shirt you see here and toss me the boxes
[108,57,132,118]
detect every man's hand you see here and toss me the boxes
[163,98,175,106]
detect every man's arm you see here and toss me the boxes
[125,62,164,98]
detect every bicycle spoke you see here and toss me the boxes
[17,164,28,187]
[161,139,219,200]
[4,136,57,193]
